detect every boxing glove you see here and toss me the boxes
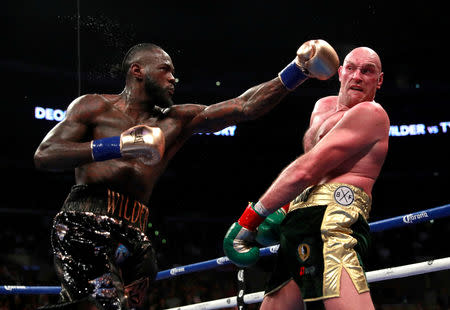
[91,125,165,165]
[256,203,290,246]
[223,202,270,267]
[279,39,340,90]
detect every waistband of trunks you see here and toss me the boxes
[61,184,149,233]
[288,183,371,220]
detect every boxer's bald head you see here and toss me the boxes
[343,47,382,72]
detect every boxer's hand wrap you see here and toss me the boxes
[256,203,290,246]
[223,202,270,267]
[91,125,165,165]
[279,39,340,90]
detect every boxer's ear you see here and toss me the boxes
[377,72,384,89]
[130,63,144,80]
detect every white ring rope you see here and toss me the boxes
[164,256,450,310]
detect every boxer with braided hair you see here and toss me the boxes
[35,40,339,309]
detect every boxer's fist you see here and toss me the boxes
[223,222,260,268]
[295,39,339,80]
[91,125,165,165]
[279,39,339,90]
[120,125,165,165]
[223,202,271,267]
[256,207,287,246]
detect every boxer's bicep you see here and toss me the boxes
[45,117,89,144]
[34,99,96,170]
[306,104,385,176]
[38,97,93,148]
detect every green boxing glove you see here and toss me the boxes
[256,203,290,246]
[223,202,270,268]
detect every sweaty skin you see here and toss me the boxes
[35,42,339,310]
[258,47,389,210]
[34,47,290,203]
[258,47,389,310]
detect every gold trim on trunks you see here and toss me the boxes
[288,183,371,220]
[289,183,372,301]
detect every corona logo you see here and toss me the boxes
[269,244,280,253]
[169,267,185,275]
[402,212,428,224]
[216,257,230,264]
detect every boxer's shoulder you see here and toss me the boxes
[311,96,338,116]
[66,94,117,121]
[69,93,116,109]
[344,101,390,136]
[316,95,338,106]
[351,100,388,119]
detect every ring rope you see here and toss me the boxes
[164,257,450,310]
[158,203,450,280]
[0,203,448,295]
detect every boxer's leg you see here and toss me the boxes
[261,280,304,310]
[52,212,127,310]
[323,268,374,310]
[119,242,157,308]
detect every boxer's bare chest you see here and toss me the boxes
[98,108,185,154]
[303,109,346,152]
[82,113,188,199]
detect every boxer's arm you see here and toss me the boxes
[186,40,339,134]
[258,102,390,210]
[34,96,101,171]
[187,78,289,133]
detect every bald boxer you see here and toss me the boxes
[34,41,339,310]
[224,47,389,310]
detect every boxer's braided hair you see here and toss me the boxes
[110,43,162,80]
[121,43,162,75]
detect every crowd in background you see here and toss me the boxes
[0,209,448,310]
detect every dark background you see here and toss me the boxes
[1,1,449,307]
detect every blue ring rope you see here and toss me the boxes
[1,203,449,294]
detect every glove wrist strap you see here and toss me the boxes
[280,202,290,214]
[238,202,268,231]
[278,60,309,90]
[91,136,121,161]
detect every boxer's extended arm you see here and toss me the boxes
[187,40,339,134]
[258,102,390,210]
[188,78,287,134]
